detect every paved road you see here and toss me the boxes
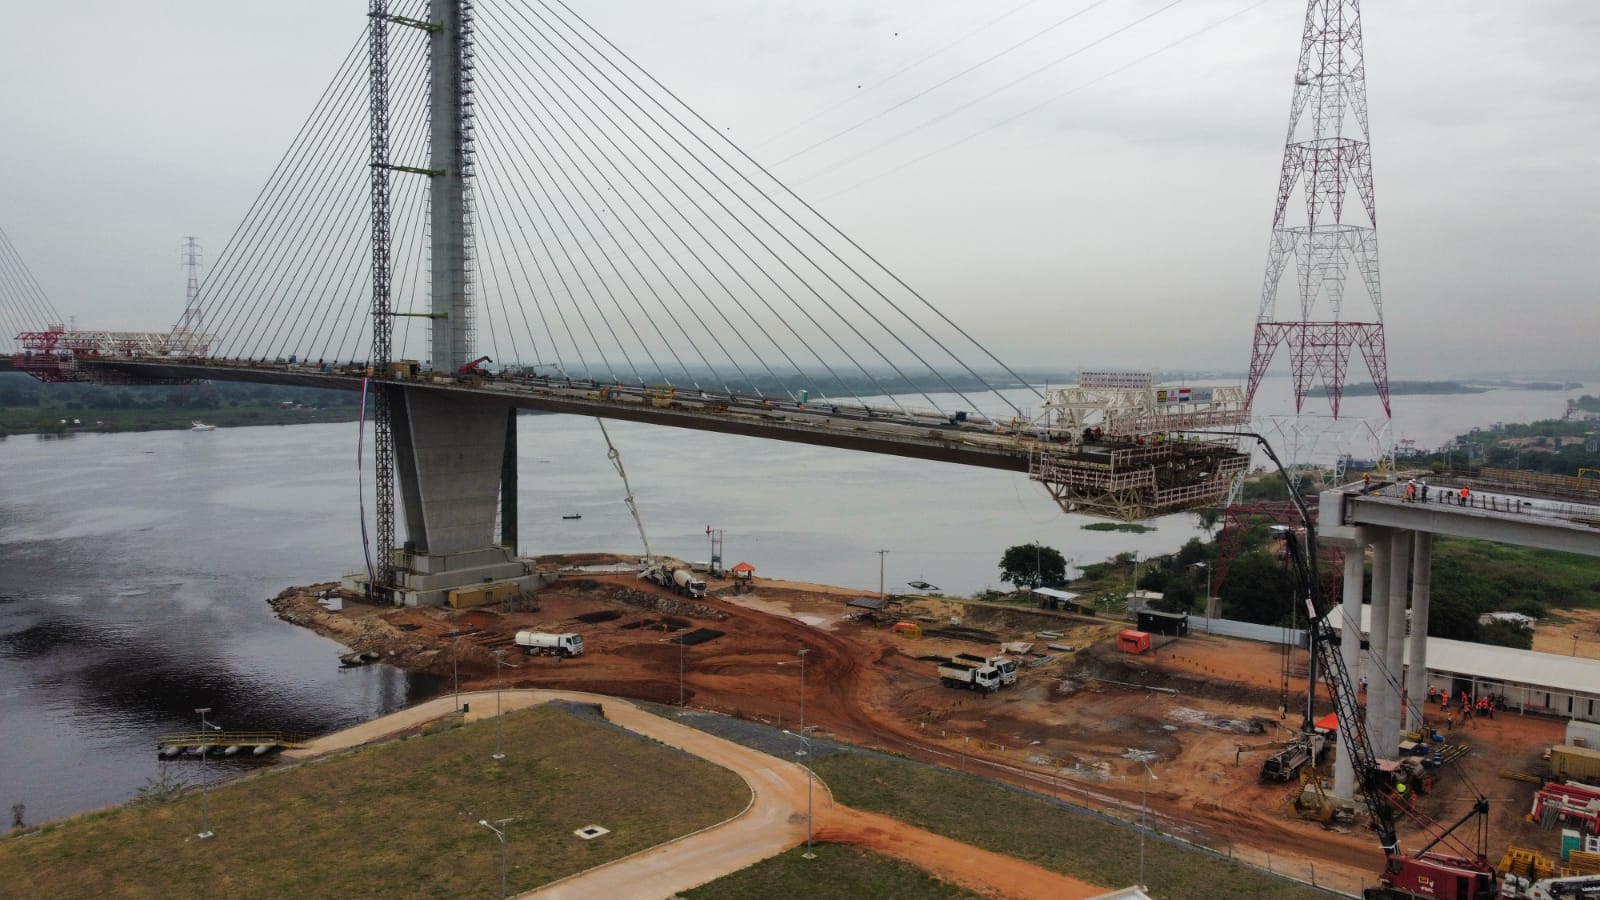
[288,688,1107,899]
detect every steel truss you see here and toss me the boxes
[1248,0,1390,437]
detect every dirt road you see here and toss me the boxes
[290,687,1108,900]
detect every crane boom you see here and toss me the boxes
[596,418,652,565]
[1254,436,1496,900]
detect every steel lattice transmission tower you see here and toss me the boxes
[1245,0,1390,429]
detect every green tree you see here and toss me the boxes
[999,542,1067,589]
[1478,620,1534,650]
[1219,553,1297,625]
[1193,507,1223,537]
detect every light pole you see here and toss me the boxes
[876,549,888,601]
[453,636,461,712]
[195,707,216,840]
[678,634,686,709]
[797,647,810,732]
[478,817,514,899]
[1194,562,1212,614]
[492,649,510,761]
[783,729,816,859]
[1137,760,1158,891]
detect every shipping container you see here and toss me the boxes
[1550,744,1600,781]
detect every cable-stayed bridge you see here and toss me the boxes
[3,0,1248,604]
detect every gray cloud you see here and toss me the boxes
[2,0,1594,376]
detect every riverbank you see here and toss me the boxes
[0,404,359,436]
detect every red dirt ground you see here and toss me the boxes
[273,564,1575,896]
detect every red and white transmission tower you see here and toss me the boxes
[1246,0,1390,434]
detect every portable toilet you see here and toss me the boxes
[1117,629,1151,654]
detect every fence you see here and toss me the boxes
[1191,616,1307,646]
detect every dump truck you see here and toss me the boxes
[954,653,1018,687]
[1260,732,1327,782]
[514,631,584,658]
[937,660,1001,694]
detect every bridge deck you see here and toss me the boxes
[1325,479,1600,557]
[85,358,1040,471]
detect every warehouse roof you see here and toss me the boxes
[1333,606,1600,692]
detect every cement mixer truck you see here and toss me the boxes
[639,564,707,599]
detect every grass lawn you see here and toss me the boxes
[685,844,981,900]
[811,752,1334,900]
[0,704,748,898]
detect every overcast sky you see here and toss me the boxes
[1,0,1595,377]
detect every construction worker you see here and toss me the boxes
[1460,485,1470,506]
[1420,479,1430,502]
[1446,712,1454,731]
[1362,472,1371,492]
[1406,480,1417,502]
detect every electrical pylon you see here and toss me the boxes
[1245,0,1391,461]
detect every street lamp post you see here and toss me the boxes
[478,817,514,899]
[492,649,508,761]
[783,729,816,860]
[195,707,216,840]
[453,636,461,712]
[1138,760,1158,891]
[797,647,810,731]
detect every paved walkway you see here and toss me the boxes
[287,688,1106,899]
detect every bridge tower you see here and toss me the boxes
[362,0,539,606]
[1245,0,1391,475]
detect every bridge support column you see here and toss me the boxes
[1368,527,1391,753]
[1334,530,1366,800]
[500,406,517,552]
[1378,530,1412,756]
[1405,532,1432,733]
[354,386,547,606]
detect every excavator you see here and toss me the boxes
[1256,436,1500,900]
[457,355,493,384]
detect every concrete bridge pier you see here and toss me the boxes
[346,387,548,606]
[1333,528,1368,801]
[1368,527,1393,755]
[1380,529,1412,756]
[1405,532,1433,732]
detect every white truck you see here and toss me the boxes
[640,564,707,599]
[514,631,584,658]
[954,653,1018,687]
[937,660,1001,694]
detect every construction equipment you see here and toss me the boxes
[1286,766,1358,825]
[1261,732,1328,783]
[596,418,652,567]
[953,653,1018,687]
[639,564,706,599]
[458,355,493,378]
[937,660,1001,694]
[1260,435,1498,900]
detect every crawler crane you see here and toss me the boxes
[1259,437,1497,900]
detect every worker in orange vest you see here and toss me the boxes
[1460,485,1470,506]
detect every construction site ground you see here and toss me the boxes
[271,556,1574,896]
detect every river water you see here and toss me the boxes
[0,376,1587,823]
